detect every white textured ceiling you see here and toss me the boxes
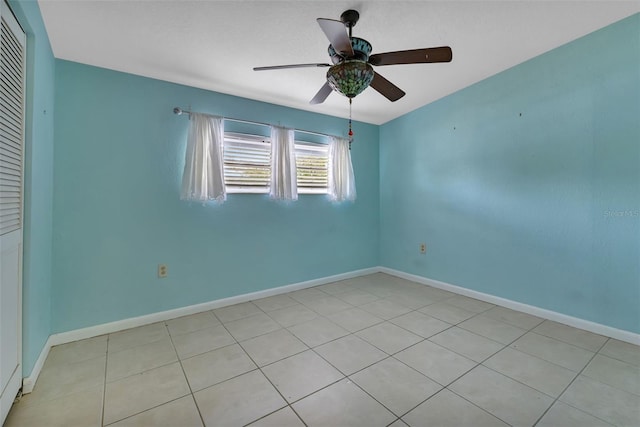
[38,1,639,125]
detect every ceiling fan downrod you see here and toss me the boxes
[340,9,359,39]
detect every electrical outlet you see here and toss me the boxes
[158,264,168,278]
[420,243,426,254]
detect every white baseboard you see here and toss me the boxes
[379,267,640,346]
[22,335,52,394]
[22,266,378,393]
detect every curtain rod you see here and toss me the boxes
[173,107,343,140]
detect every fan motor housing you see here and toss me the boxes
[328,37,372,64]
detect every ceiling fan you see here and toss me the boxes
[254,9,453,105]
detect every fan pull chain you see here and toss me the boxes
[348,98,353,150]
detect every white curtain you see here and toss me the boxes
[270,126,298,201]
[180,113,226,202]
[328,136,356,202]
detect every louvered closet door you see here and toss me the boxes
[0,1,25,424]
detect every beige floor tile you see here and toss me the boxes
[45,336,107,367]
[165,311,220,336]
[430,327,503,362]
[418,302,475,324]
[349,274,393,291]
[107,338,177,381]
[386,290,438,310]
[213,301,262,323]
[301,295,353,315]
[240,328,308,367]
[385,293,436,310]
[108,322,169,352]
[481,306,543,330]
[351,358,442,416]
[394,278,427,289]
[224,312,281,341]
[536,401,613,427]
[109,396,203,427]
[362,284,398,298]
[181,343,256,391]
[356,322,423,354]
[483,347,577,397]
[103,362,190,425]
[390,311,451,338]
[533,320,608,352]
[582,354,640,396]
[27,355,106,405]
[560,375,640,426]
[287,317,349,347]
[450,365,553,426]
[292,378,396,427]
[334,288,380,306]
[194,370,286,426]
[171,324,236,359]
[5,385,103,427]
[359,299,412,320]
[418,286,456,301]
[252,294,299,312]
[402,389,509,427]
[262,350,343,403]
[288,288,329,303]
[511,332,595,371]
[314,335,387,375]
[458,315,527,344]
[267,304,319,327]
[395,340,476,386]
[599,339,640,367]
[365,272,398,284]
[248,407,305,427]
[316,280,359,295]
[326,307,384,332]
[444,295,494,313]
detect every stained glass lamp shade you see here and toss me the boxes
[326,60,375,98]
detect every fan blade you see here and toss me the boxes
[369,47,452,66]
[370,72,405,102]
[310,82,333,105]
[254,63,331,71]
[317,18,354,56]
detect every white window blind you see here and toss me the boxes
[296,142,328,194]
[223,132,328,194]
[0,13,25,236]
[223,133,271,193]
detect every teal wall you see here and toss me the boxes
[380,14,640,333]
[8,0,55,375]
[52,61,380,333]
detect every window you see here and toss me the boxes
[295,142,329,194]
[223,132,328,194]
[223,133,270,193]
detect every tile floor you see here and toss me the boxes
[6,273,640,427]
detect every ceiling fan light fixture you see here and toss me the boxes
[327,60,374,98]
[254,9,452,105]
